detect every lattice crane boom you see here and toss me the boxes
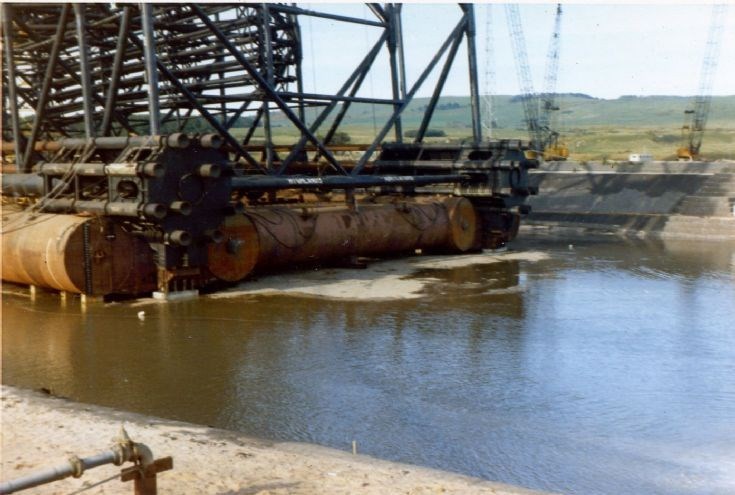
[539,4,561,139]
[505,4,542,150]
[539,3,568,160]
[678,4,727,160]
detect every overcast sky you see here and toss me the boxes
[297,3,735,100]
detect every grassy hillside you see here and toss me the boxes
[252,95,735,161]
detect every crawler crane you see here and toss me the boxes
[677,4,727,161]
[505,4,568,160]
[539,4,568,161]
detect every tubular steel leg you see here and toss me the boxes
[74,4,95,138]
[125,30,265,172]
[101,6,131,136]
[260,4,275,172]
[2,4,23,169]
[22,4,71,172]
[191,4,346,175]
[463,4,483,144]
[415,27,464,143]
[292,13,307,124]
[278,31,388,174]
[141,3,161,135]
[395,5,408,101]
[387,4,404,142]
[352,17,468,174]
[14,6,136,134]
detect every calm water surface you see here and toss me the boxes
[3,236,735,495]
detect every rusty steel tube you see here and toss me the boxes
[1,213,156,295]
[207,197,479,282]
[1,134,190,153]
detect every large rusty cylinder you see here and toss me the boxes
[1,212,157,295]
[207,197,480,283]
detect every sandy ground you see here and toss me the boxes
[1,386,550,495]
[205,250,550,302]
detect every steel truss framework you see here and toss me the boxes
[2,3,483,174]
[2,3,540,297]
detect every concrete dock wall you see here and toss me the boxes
[525,160,735,240]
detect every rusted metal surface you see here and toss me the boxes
[1,4,538,298]
[445,197,480,251]
[208,197,479,283]
[1,212,156,295]
[120,457,173,495]
[0,428,170,495]
[207,214,260,282]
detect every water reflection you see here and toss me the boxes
[3,237,735,495]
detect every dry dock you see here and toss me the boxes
[525,160,735,239]
[1,386,549,495]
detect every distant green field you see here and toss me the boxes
[245,94,735,161]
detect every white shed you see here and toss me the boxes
[629,153,653,163]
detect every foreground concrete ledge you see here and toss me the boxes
[1,386,551,494]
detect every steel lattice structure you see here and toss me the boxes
[2,3,483,174]
[2,3,538,298]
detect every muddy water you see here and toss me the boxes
[3,236,735,495]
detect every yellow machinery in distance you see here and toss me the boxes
[540,4,568,161]
[506,4,569,162]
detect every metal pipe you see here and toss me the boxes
[22,4,71,172]
[231,173,467,191]
[267,4,384,27]
[367,3,386,22]
[1,458,88,493]
[14,10,129,51]
[352,16,468,175]
[387,4,403,142]
[141,3,161,135]
[35,161,162,178]
[214,12,227,125]
[37,199,167,219]
[415,24,465,143]
[2,4,23,169]
[3,135,187,152]
[73,4,95,138]
[1,174,45,197]
[319,62,372,153]
[243,106,265,146]
[12,82,69,137]
[224,100,252,130]
[278,30,389,174]
[292,11,306,124]
[125,29,265,173]
[276,91,399,106]
[191,4,345,175]
[395,4,408,101]
[17,8,135,135]
[260,3,275,172]
[463,4,483,143]
[101,6,131,136]
[0,447,120,494]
